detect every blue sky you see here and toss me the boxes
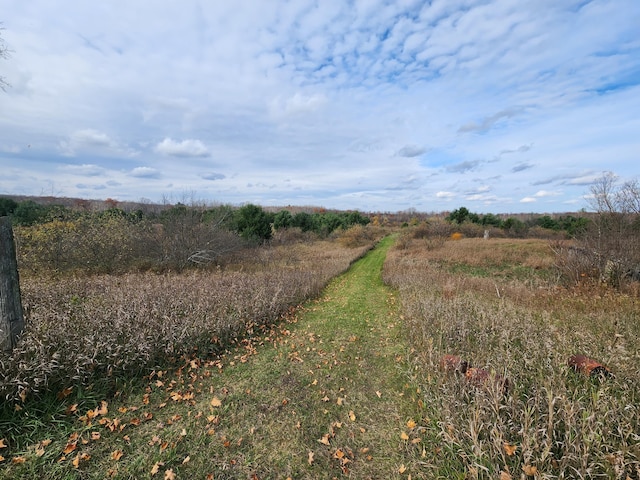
[1,0,639,213]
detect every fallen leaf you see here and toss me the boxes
[375,391,381,398]
[503,443,517,456]
[522,465,538,476]
[407,419,417,429]
[111,450,124,461]
[151,461,164,475]
[41,439,52,447]
[499,471,513,480]
[401,431,409,441]
[0,455,4,462]
[164,469,176,480]
[399,464,407,473]
[57,387,73,400]
[348,411,356,422]
[210,397,222,407]
[182,455,190,464]
[308,451,314,465]
[0,439,7,449]
[318,434,331,446]
[62,442,77,455]
[12,456,26,464]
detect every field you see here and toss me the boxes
[383,236,640,478]
[1,232,639,479]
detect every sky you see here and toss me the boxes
[1,0,639,213]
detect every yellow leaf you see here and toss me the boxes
[522,465,538,476]
[35,447,45,457]
[308,451,314,465]
[72,454,81,469]
[210,397,222,407]
[400,431,409,440]
[0,439,6,449]
[164,469,176,480]
[318,434,331,446]
[151,462,164,476]
[407,419,417,429]
[41,439,52,447]
[503,442,517,456]
[336,397,344,405]
[349,411,356,422]
[0,455,4,462]
[399,464,407,473]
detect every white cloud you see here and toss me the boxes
[1,0,639,212]
[155,138,210,158]
[130,167,161,179]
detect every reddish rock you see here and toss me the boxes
[568,355,612,378]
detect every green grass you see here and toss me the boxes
[1,236,426,479]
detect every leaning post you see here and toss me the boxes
[0,216,24,352]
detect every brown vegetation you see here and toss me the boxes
[1,240,375,405]
[383,235,640,478]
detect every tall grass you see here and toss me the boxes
[383,237,640,479]
[1,240,374,407]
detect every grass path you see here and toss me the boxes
[2,236,427,479]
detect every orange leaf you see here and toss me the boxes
[400,431,409,441]
[318,434,331,446]
[164,469,176,480]
[72,454,81,469]
[499,471,513,480]
[0,439,6,449]
[407,419,417,429]
[348,411,356,422]
[503,443,517,456]
[57,387,73,400]
[62,442,77,455]
[210,397,222,407]
[399,464,407,473]
[12,456,26,464]
[522,465,538,476]
[91,432,101,441]
[0,455,5,462]
[111,450,124,461]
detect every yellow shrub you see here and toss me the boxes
[450,232,464,241]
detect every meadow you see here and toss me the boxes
[1,217,639,478]
[383,234,640,479]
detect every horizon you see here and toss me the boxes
[1,1,639,213]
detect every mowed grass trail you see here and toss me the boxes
[2,236,427,480]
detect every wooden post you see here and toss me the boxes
[0,216,24,352]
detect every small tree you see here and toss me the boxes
[234,204,273,242]
[580,172,640,286]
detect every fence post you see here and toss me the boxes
[0,216,24,352]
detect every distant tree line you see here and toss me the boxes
[445,206,589,237]
[0,197,371,274]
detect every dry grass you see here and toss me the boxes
[383,236,640,478]
[1,240,374,407]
